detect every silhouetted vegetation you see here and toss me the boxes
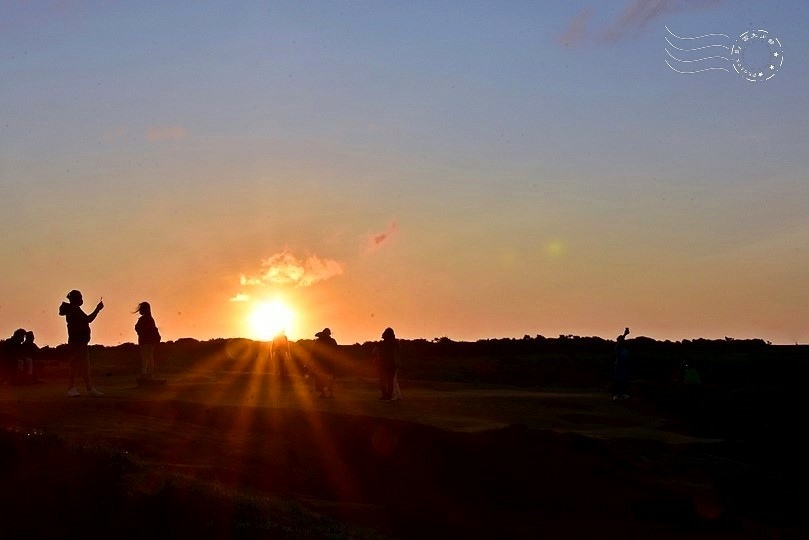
[34,334,794,389]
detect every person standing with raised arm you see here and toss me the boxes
[612,327,630,401]
[59,290,104,397]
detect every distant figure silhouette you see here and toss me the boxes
[307,327,336,398]
[22,330,41,383]
[372,327,399,400]
[271,330,291,379]
[612,327,630,401]
[1,329,27,385]
[134,302,161,378]
[59,290,104,397]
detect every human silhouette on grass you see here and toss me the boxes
[59,290,104,397]
[308,327,337,398]
[612,327,630,401]
[22,330,41,383]
[271,329,291,380]
[1,329,26,384]
[372,327,399,400]
[134,301,161,379]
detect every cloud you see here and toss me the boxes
[365,220,399,253]
[558,8,594,47]
[230,293,250,302]
[240,251,344,288]
[558,0,724,46]
[603,0,723,42]
[147,125,187,141]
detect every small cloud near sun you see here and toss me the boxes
[240,251,343,288]
[364,220,399,254]
[230,293,250,302]
[147,125,187,141]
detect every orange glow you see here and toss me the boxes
[248,300,295,341]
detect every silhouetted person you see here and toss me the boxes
[59,290,104,397]
[1,329,26,384]
[612,327,630,401]
[134,301,161,378]
[21,330,41,383]
[372,327,398,400]
[271,330,291,379]
[308,327,336,398]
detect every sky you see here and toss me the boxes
[1,0,808,346]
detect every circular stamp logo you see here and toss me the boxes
[730,30,783,82]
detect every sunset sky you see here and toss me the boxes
[2,1,808,346]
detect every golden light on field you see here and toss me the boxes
[248,300,295,341]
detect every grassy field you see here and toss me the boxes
[1,356,807,538]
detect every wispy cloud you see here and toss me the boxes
[603,0,723,42]
[364,220,399,254]
[558,0,724,46]
[240,251,343,288]
[558,8,594,48]
[230,293,250,302]
[147,125,187,141]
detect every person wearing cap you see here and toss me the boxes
[314,327,337,348]
[59,290,104,397]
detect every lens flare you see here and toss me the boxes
[249,300,294,341]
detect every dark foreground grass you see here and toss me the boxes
[0,427,382,539]
[3,407,807,539]
[12,341,809,538]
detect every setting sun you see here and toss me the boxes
[249,300,295,341]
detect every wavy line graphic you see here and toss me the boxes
[665,48,729,64]
[664,36,729,52]
[664,60,730,74]
[665,26,730,41]
[664,26,731,75]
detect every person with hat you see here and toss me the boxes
[59,290,104,397]
[314,327,337,347]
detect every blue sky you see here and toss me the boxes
[1,1,808,345]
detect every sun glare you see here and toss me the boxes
[249,300,295,341]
